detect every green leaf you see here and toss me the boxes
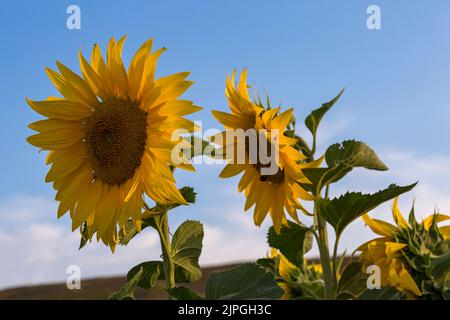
[108,267,143,300]
[304,88,344,138]
[127,261,162,289]
[267,221,313,267]
[325,140,388,170]
[171,220,204,283]
[303,140,387,195]
[317,183,417,236]
[337,262,368,299]
[205,263,284,300]
[358,286,406,300]
[166,286,202,300]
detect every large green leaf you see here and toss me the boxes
[304,89,344,138]
[166,286,202,300]
[205,263,283,300]
[302,140,387,195]
[358,286,406,300]
[171,220,204,283]
[325,140,388,170]
[267,221,313,267]
[337,262,368,299]
[127,261,163,289]
[108,267,143,300]
[317,183,417,236]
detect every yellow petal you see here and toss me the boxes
[212,110,253,129]
[362,214,396,237]
[55,162,93,218]
[392,197,409,229]
[106,37,129,97]
[158,100,202,117]
[270,108,293,130]
[27,119,85,150]
[128,38,153,99]
[78,50,107,99]
[398,265,422,296]
[384,242,407,259]
[253,183,271,226]
[94,186,120,237]
[45,144,87,182]
[72,180,103,230]
[137,48,167,99]
[27,98,92,121]
[439,225,450,239]
[422,213,450,230]
[56,61,98,106]
[270,186,285,234]
[219,163,246,178]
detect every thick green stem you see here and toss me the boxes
[332,233,341,287]
[156,212,175,296]
[315,211,335,299]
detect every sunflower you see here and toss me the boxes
[211,69,320,232]
[27,36,200,251]
[267,249,323,300]
[357,197,450,298]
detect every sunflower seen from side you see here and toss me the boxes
[357,197,450,298]
[27,36,200,251]
[211,69,320,233]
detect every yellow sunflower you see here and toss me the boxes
[27,36,200,251]
[357,197,450,297]
[211,69,320,232]
[268,249,323,299]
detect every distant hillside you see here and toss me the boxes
[0,264,239,300]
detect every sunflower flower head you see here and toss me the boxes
[27,36,201,251]
[211,69,320,233]
[266,249,324,300]
[357,197,450,298]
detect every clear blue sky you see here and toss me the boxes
[1,1,450,287]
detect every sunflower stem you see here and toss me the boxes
[315,210,335,299]
[314,184,336,299]
[332,233,341,287]
[156,211,175,298]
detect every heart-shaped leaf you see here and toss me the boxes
[317,183,417,236]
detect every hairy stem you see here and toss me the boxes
[332,233,341,287]
[315,210,335,299]
[314,184,336,299]
[156,212,175,297]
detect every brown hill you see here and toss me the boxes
[0,264,239,300]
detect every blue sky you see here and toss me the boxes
[1,1,450,288]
